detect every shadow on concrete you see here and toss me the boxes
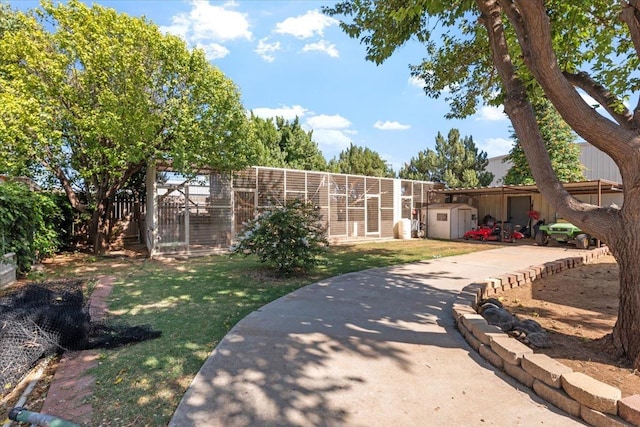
[170,270,460,426]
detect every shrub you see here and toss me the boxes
[0,181,66,272]
[231,199,329,276]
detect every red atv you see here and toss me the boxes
[463,223,524,243]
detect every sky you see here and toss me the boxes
[10,0,518,172]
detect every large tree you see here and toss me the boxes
[399,128,493,187]
[328,143,395,177]
[249,114,327,171]
[504,99,584,185]
[0,1,256,252]
[324,1,640,368]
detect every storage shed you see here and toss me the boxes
[426,203,478,240]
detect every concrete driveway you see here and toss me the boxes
[169,245,589,426]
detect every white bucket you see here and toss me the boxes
[399,218,412,239]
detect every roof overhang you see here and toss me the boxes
[434,179,623,197]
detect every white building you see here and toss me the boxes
[486,142,621,186]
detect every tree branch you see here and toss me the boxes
[54,165,86,213]
[563,70,634,129]
[509,0,638,164]
[476,0,617,240]
[620,0,640,59]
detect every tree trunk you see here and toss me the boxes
[609,221,640,369]
[613,252,640,369]
[88,199,110,255]
[477,0,640,368]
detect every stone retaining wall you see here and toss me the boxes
[452,246,640,427]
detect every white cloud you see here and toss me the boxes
[160,1,251,60]
[255,38,281,62]
[479,137,514,158]
[160,14,190,40]
[304,114,355,156]
[302,40,339,58]
[274,9,338,39]
[408,76,425,89]
[476,105,508,121]
[196,42,229,60]
[312,129,353,153]
[251,105,308,120]
[306,114,350,129]
[374,120,411,131]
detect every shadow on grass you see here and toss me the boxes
[167,270,460,426]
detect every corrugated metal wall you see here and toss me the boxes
[487,142,622,185]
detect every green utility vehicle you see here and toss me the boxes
[535,221,593,249]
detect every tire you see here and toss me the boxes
[536,231,549,246]
[575,234,590,250]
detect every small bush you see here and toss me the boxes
[231,199,328,276]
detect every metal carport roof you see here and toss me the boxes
[433,179,623,197]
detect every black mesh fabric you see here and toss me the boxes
[0,280,161,394]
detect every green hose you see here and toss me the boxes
[9,407,81,427]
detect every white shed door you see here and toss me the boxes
[457,209,473,238]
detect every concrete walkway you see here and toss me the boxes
[170,245,589,426]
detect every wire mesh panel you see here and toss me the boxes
[401,180,412,197]
[330,195,347,237]
[285,170,306,200]
[258,169,285,207]
[366,196,380,234]
[347,176,365,208]
[156,183,187,253]
[349,208,365,237]
[233,169,257,189]
[380,179,394,237]
[155,173,233,254]
[329,175,347,238]
[365,177,380,196]
[234,190,256,233]
[307,172,329,209]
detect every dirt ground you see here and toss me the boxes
[498,254,640,398]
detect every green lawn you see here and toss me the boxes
[40,239,497,426]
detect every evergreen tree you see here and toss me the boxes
[399,129,493,187]
[503,100,584,185]
[276,117,327,171]
[328,143,395,177]
[249,114,327,171]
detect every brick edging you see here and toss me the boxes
[452,247,640,427]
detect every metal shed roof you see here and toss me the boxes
[433,179,623,197]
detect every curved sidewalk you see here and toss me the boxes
[170,246,589,426]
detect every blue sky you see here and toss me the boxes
[11,0,518,171]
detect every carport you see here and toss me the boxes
[434,179,623,241]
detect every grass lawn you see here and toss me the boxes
[36,239,497,426]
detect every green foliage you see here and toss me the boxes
[0,0,256,250]
[231,199,329,276]
[327,143,395,177]
[324,1,635,119]
[0,182,65,272]
[399,129,493,187]
[250,114,327,171]
[503,100,584,185]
